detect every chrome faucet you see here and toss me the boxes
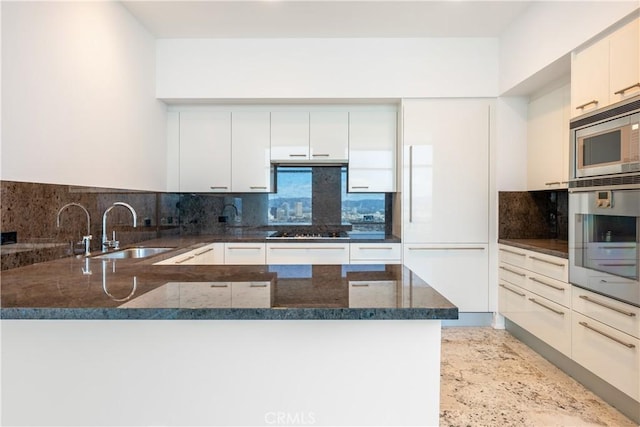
[102,202,137,252]
[56,202,92,256]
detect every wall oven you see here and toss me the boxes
[569,100,640,307]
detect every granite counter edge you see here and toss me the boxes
[1,307,458,320]
[498,239,569,259]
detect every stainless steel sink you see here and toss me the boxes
[92,247,174,259]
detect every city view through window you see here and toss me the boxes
[268,167,386,229]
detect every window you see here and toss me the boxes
[268,166,386,230]
[268,167,312,224]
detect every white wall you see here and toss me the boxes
[499,1,639,94]
[156,38,499,99]
[1,2,167,191]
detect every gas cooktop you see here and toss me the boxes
[267,231,350,240]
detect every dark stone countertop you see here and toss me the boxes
[0,241,456,320]
[498,238,569,259]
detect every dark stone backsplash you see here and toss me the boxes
[499,190,568,240]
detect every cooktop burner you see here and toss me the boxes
[267,231,350,239]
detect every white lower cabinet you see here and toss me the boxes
[403,244,488,312]
[572,311,639,401]
[231,281,272,308]
[224,243,266,265]
[349,243,401,264]
[266,243,349,265]
[348,280,397,308]
[499,244,572,357]
[154,243,225,265]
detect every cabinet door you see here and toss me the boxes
[271,111,310,161]
[403,244,488,312]
[179,111,232,192]
[224,243,266,265]
[348,110,397,192]
[231,282,271,308]
[349,281,398,308]
[182,243,225,265]
[266,243,349,265]
[609,18,640,103]
[349,243,401,264]
[402,99,489,243]
[231,112,272,192]
[571,38,610,117]
[527,84,570,191]
[310,111,349,162]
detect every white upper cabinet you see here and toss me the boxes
[527,83,570,191]
[402,99,490,244]
[572,17,640,117]
[609,17,640,104]
[231,111,273,192]
[348,109,397,192]
[271,110,349,163]
[309,111,349,161]
[270,111,310,161]
[178,111,232,193]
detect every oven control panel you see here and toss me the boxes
[595,190,613,208]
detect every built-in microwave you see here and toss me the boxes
[573,110,640,178]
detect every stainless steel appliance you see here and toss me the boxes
[569,100,640,306]
[571,98,640,180]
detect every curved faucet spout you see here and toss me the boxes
[102,202,138,251]
[56,202,91,236]
[56,203,92,256]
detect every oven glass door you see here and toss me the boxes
[575,213,638,280]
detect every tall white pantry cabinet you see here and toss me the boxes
[402,99,491,312]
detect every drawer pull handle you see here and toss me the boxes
[288,154,308,157]
[614,82,640,96]
[499,284,525,297]
[598,262,636,267]
[576,99,598,110]
[530,256,565,267]
[250,284,268,288]
[195,248,214,256]
[499,248,526,256]
[529,298,564,315]
[250,186,268,190]
[359,247,394,250]
[597,246,635,250]
[270,247,345,250]
[351,186,370,189]
[210,284,228,288]
[409,247,485,251]
[351,284,370,287]
[175,255,195,264]
[210,186,228,190]
[312,154,330,157]
[544,181,561,186]
[529,277,565,291]
[499,266,526,277]
[227,247,263,250]
[578,321,636,349]
[578,295,636,317]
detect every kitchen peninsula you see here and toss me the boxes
[1,240,457,426]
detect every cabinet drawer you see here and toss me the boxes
[266,243,349,265]
[498,245,527,268]
[572,288,639,339]
[231,281,272,308]
[498,262,527,287]
[524,272,571,308]
[526,294,572,357]
[573,312,639,400]
[526,252,568,282]
[350,243,401,264]
[499,281,528,325]
[224,243,266,265]
[349,280,398,308]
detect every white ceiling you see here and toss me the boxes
[121,0,533,38]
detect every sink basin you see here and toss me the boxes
[92,247,174,259]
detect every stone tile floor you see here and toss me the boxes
[440,327,637,427]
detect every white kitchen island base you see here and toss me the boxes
[2,320,442,426]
